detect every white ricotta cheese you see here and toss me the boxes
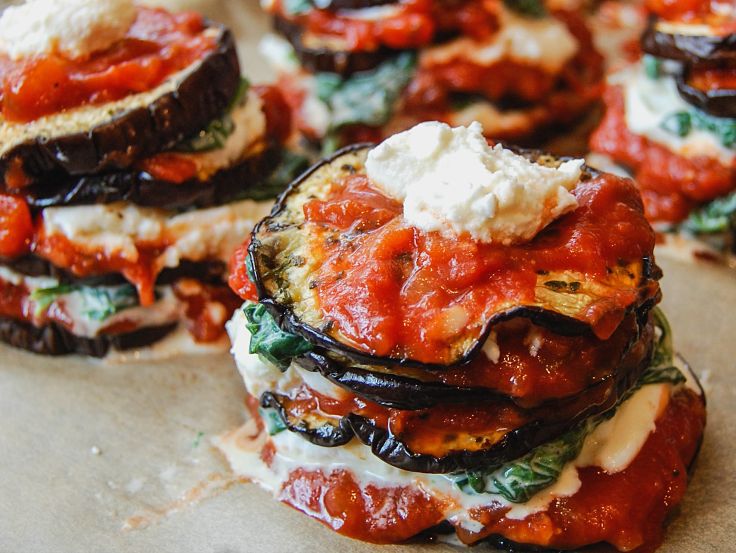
[614,64,735,165]
[365,121,582,245]
[420,8,578,74]
[0,0,136,60]
[41,199,273,267]
[336,5,404,21]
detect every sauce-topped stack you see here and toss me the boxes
[0,0,305,356]
[220,121,706,551]
[259,0,604,149]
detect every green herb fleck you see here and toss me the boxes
[661,111,692,137]
[503,0,547,18]
[643,55,662,80]
[683,191,736,234]
[192,431,205,449]
[259,407,287,436]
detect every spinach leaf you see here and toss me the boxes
[661,111,692,137]
[643,55,662,80]
[282,0,313,15]
[660,108,736,149]
[243,303,312,369]
[683,191,736,234]
[30,284,78,314]
[81,285,139,321]
[175,78,250,153]
[242,150,311,202]
[259,406,288,436]
[503,0,547,18]
[315,52,416,132]
[452,308,684,502]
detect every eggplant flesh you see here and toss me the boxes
[249,144,661,370]
[7,145,285,211]
[0,316,177,357]
[641,21,736,64]
[1,26,241,183]
[296,311,652,410]
[676,70,736,118]
[273,16,397,75]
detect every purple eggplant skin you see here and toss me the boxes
[676,70,736,118]
[248,143,662,372]
[641,20,736,64]
[261,391,355,447]
[273,16,397,75]
[9,145,284,211]
[302,0,398,10]
[0,317,177,357]
[2,257,228,287]
[0,25,241,184]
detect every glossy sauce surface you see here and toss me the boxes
[0,8,215,123]
[303,172,655,363]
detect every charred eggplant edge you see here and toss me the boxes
[2,25,241,180]
[248,143,662,371]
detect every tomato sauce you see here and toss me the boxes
[690,66,736,92]
[0,194,33,257]
[173,279,241,343]
[646,0,736,32]
[0,8,216,123]
[229,239,258,303]
[302,172,655,364]
[590,85,736,222]
[271,387,704,549]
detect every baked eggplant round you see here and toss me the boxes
[641,20,736,63]
[676,69,736,118]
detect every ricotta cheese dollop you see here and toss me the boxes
[0,0,136,60]
[365,121,583,245]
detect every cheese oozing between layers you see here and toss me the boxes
[0,0,136,60]
[365,121,583,245]
[219,309,699,530]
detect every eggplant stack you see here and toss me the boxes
[260,0,604,149]
[591,1,736,250]
[0,3,306,356]
[221,143,706,551]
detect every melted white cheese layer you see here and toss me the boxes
[420,8,578,74]
[222,311,697,528]
[41,199,273,267]
[613,64,735,165]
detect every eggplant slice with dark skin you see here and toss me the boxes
[676,68,736,118]
[249,144,662,371]
[9,144,291,211]
[641,20,736,64]
[0,25,241,184]
[258,340,650,473]
[295,310,652,410]
[273,16,398,75]
[0,317,178,357]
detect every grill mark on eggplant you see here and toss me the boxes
[249,144,662,371]
[0,25,241,183]
[10,145,284,211]
[0,317,177,357]
[0,258,227,287]
[273,16,397,75]
[642,20,736,63]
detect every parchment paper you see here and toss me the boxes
[1,2,734,552]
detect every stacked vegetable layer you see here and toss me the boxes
[224,145,706,550]
[0,6,307,356]
[590,0,736,248]
[260,0,604,149]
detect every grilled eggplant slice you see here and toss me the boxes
[300,0,397,10]
[11,145,294,211]
[274,16,395,75]
[0,25,240,183]
[0,316,177,357]
[259,350,646,473]
[676,69,736,118]
[296,311,652,410]
[642,20,736,63]
[249,145,661,369]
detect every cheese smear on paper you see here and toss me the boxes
[365,121,582,245]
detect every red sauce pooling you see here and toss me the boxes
[0,8,216,123]
[302,172,654,363]
[272,388,704,549]
[590,85,736,222]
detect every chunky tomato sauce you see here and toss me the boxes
[0,8,215,123]
[269,387,704,549]
[647,0,736,31]
[0,194,32,257]
[173,279,241,343]
[302,172,655,364]
[590,85,736,222]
